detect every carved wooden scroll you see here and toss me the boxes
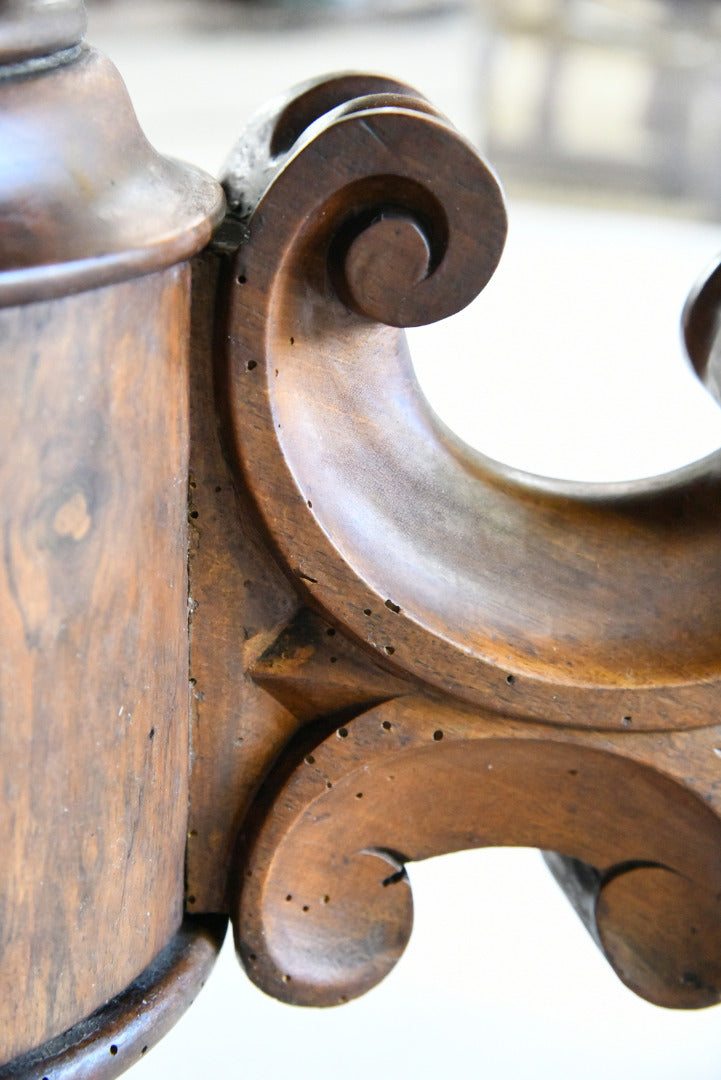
[6,12,721,1075]
[185,73,721,1016]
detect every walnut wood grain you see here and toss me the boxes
[0,916,227,1080]
[0,44,224,306]
[0,269,192,1062]
[194,74,721,1013]
[186,252,417,912]
[218,76,721,734]
[7,23,721,1065]
[186,253,301,913]
[234,698,721,1009]
[0,12,226,1065]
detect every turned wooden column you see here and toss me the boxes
[0,2,225,1070]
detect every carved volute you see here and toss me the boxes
[5,10,721,1076]
[183,73,721,1018]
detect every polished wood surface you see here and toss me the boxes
[0,12,223,305]
[0,3,224,1067]
[0,268,192,1063]
[186,253,301,912]
[0,916,227,1080]
[6,3,721,1072]
[199,72,721,1013]
[235,702,721,1008]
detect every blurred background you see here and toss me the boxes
[89,0,721,482]
[86,1,721,1075]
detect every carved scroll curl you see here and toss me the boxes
[219,74,721,731]
[211,74,721,1018]
[234,698,721,1009]
[221,73,507,327]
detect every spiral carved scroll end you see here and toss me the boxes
[546,853,721,1009]
[234,704,721,1011]
[236,844,413,1008]
[215,77,721,1016]
[220,72,507,329]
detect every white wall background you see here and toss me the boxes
[88,3,721,1075]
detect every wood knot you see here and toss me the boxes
[52,490,91,541]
